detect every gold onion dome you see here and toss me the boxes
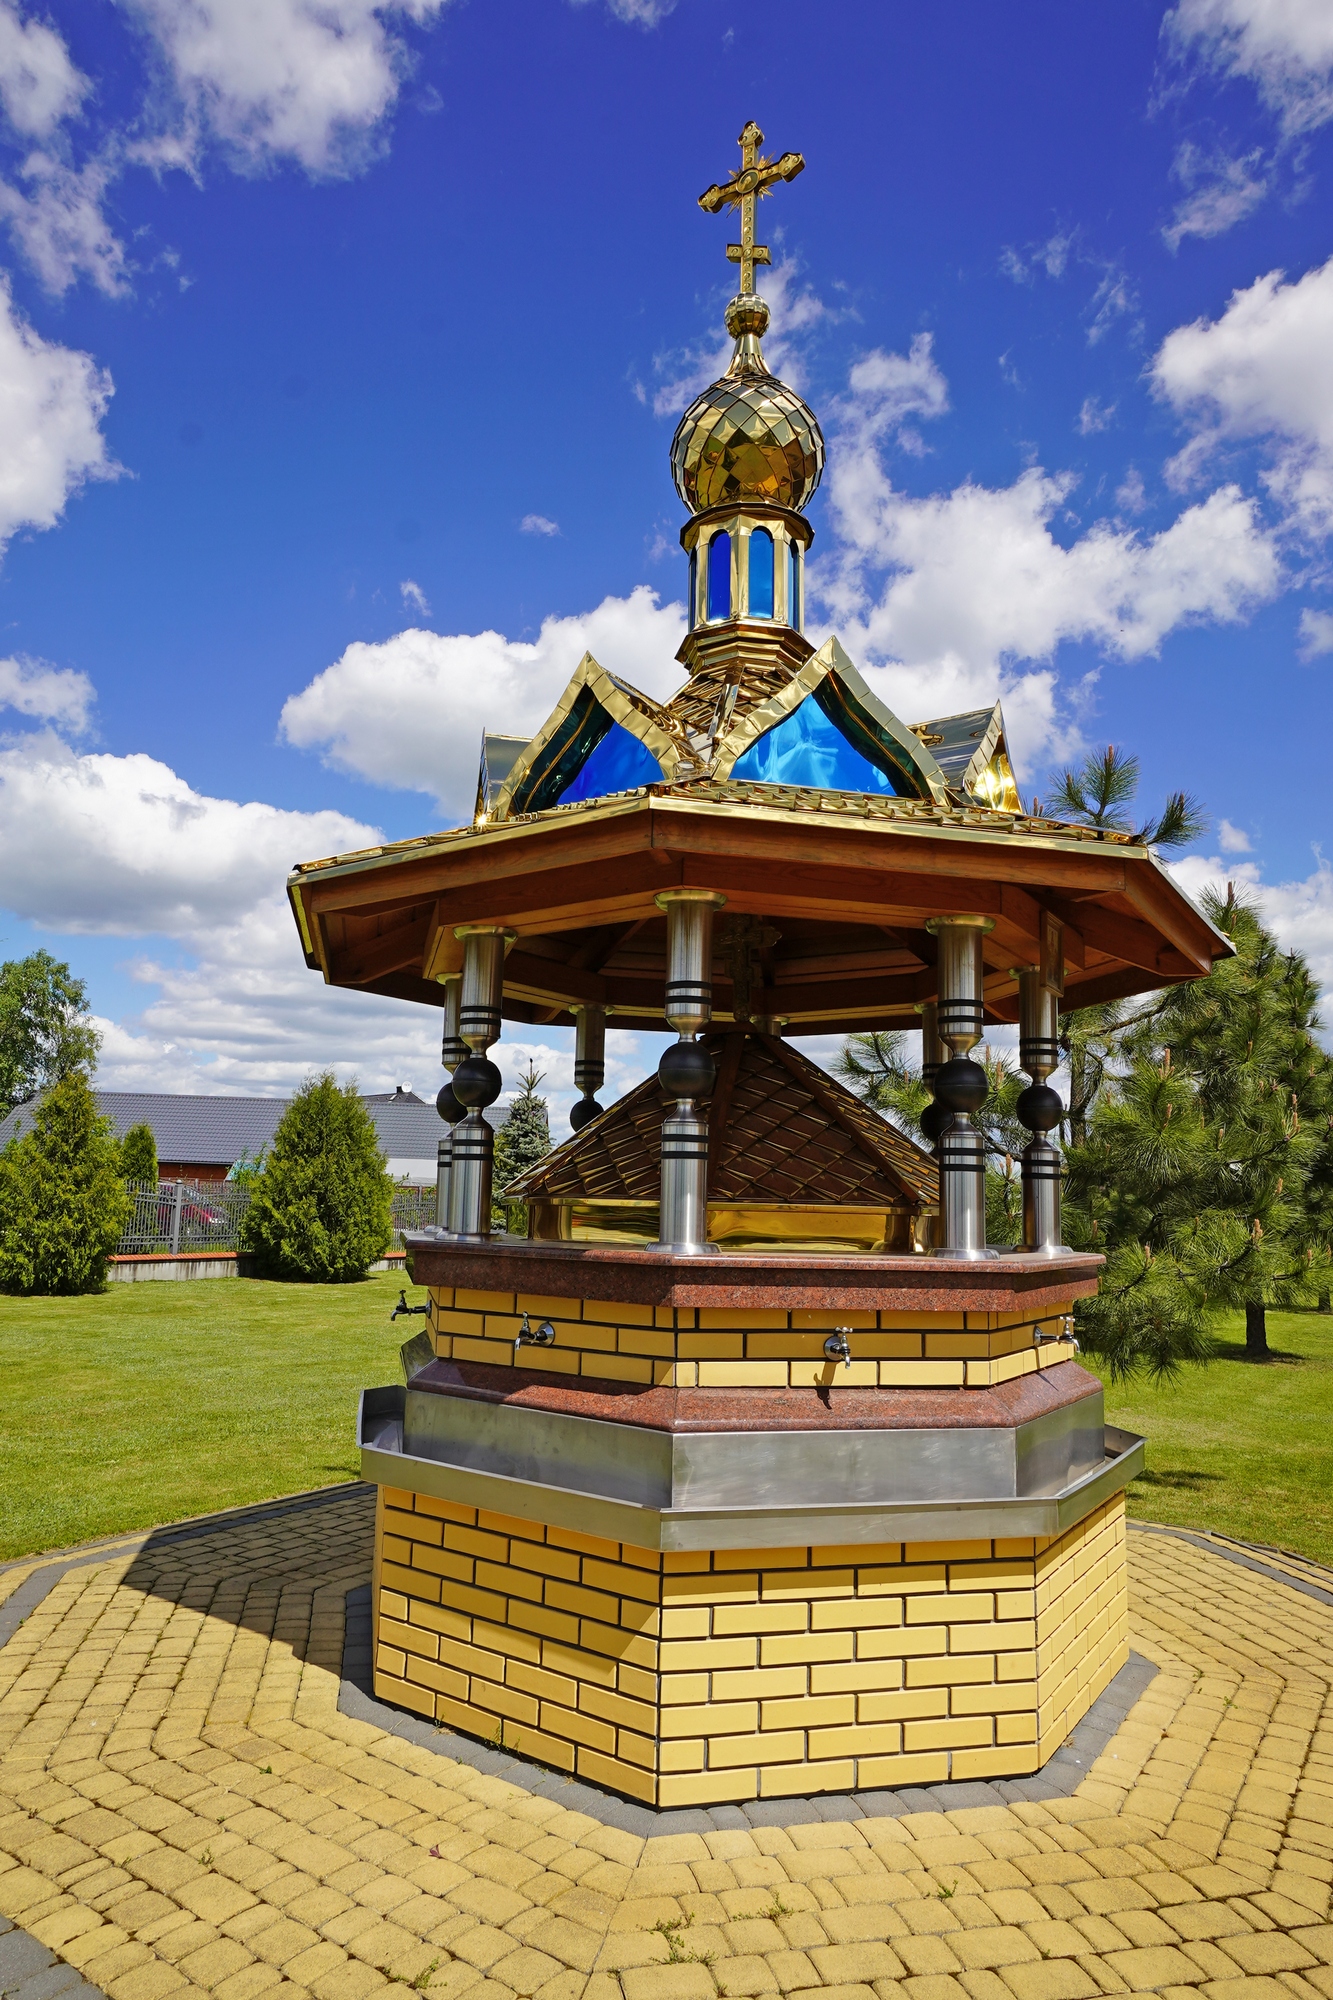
[670,292,825,514]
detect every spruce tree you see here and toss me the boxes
[494,1064,552,1232]
[240,1073,392,1281]
[0,1069,131,1293]
[120,1122,158,1183]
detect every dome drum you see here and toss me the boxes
[682,504,812,632]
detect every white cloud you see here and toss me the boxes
[814,343,1280,772]
[519,513,559,537]
[1299,607,1333,657]
[0,275,116,547]
[1218,817,1253,851]
[570,0,676,21]
[1153,253,1333,536]
[0,654,92,729]
[0,0,88,138]
[280,586,688,821]
[399,577,429,615]
[1000,231,1074,284]
[0,732,372,934]
[0,152,128,295]
[1086,265,1138,345]
[1116,467,1148,513]
[1167,0,1333,135]
[650,259,834,418]
[1164,142,1268,249]
[1078,396,1115,435]
[125,0,451,177]
[1171,848,1333,1026]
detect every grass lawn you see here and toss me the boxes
[0,1269,426,1561]
[1091,1307,1333,1565]
[4,1281,1333,1568]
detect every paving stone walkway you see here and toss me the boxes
[3,1487,1333,2000]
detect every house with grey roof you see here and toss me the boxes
[0,1086,446,1183]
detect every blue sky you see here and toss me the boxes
[0,0,1330,1117]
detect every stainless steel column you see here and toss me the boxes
[570,1003,607,1131]
[433,974,465,1232]
[926,915,997,1259]
[1016,966,1067,1254]
[448,926,513,1241]
[652,888,725,1254]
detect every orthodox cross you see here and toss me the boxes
[698,120,804,295]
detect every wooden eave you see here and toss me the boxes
[287,785,1229,1034]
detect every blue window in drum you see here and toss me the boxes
[687,549,697,630]
[707,531,732,620]
[748,529,774,618]
[787,540,801,628]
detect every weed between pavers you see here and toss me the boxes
[652,1914,716,1969]
[760,1895,791,1920]
[383,1957,442,1991]
[937,1882,957,1901]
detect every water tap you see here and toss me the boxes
[823,1327,853,1369]
[514,1313,556,1355]
[390,1290,429,1322]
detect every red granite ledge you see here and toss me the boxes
[403,1233,1101,1310]
[405,1355,1102,1432]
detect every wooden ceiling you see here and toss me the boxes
[288,789,1226,1035]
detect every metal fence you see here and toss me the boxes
[116,1178,436,1257]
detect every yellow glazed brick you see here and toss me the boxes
[381,1560,440,1603]
[452,1336,508,1366]
[708,1729,803,1768]
[904,1716,995,1750]
[585,1297,654,1325]
[553,1318,615,1351]
[809,1658,905,1694]
[584,1557,662,1603]
[711,1665,807,1700]
[858,1750,949,1785]
[660,1636,755,1671]
[454,1288,513,1311]
[761,1630,853,1665]
[434,1309,487,1334]
[760,1757,853,1795]
[856,1687,946,1722]
[761,1695,853,1730]
[379,1588,408,1621]
[906,1591,994,1622]
[880,1309,965,1328]
[712,1601,807,1635]
[904,1654,995,1687]
[658,1769,759,1807]
[698,1307,786,1329]
[383,1506,441,1546]
[810,1598,905,1630]
[660,1672,710,1702]
[808,1722,903,1756]
[677,1333,744,1359]
[696,1361,790,1387]
[516,1292,582,1318]
[763,1564,853,1599]
[581,1619,658,1668]
[508,1539,581,1583]
[586,1352,654,1384]
[925,1333,991,1357]
[617,1327,675,1357]
[789,1361,879,1387]
[577,1746,657,1801]
[879,1360,966,1387]
[660,1736,706,1770]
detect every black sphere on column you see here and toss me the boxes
[452,1055,503,1109]
[1016,1082,1063,1134]
[435,1081,465,1124]
[658,1039,716,1102]
[933,1057,989,1116]
[570,1096,604,1131]
[919,1098,953,1145]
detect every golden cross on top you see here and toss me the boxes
[698,120,804,296]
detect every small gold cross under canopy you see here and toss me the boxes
[698,120,804,296]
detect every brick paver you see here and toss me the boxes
[2,1494,1332,2000]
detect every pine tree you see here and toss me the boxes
[239,1073,393,1281]
[493,1064,552,1232]
[1064,890,1333,1375]
[0,1069,131,1293]
[120,1122,158,1183]
[833,1032,1026,1245]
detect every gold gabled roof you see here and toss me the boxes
[505,1029,937,1211]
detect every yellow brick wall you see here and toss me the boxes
[1035,1492,1129,1760]
[371,1484,1128,1808]
[425,1286,1078,1389]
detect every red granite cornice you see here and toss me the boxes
[405,1355,1101,1434]
[403,1233,1102,1311]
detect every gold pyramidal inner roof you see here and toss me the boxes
[507,1029,936,1215]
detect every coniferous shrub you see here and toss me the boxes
[120,1122,158,1183]
[0,1069,131,1293]
[494,1064,551,1231]
[239,1073,392,1281]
